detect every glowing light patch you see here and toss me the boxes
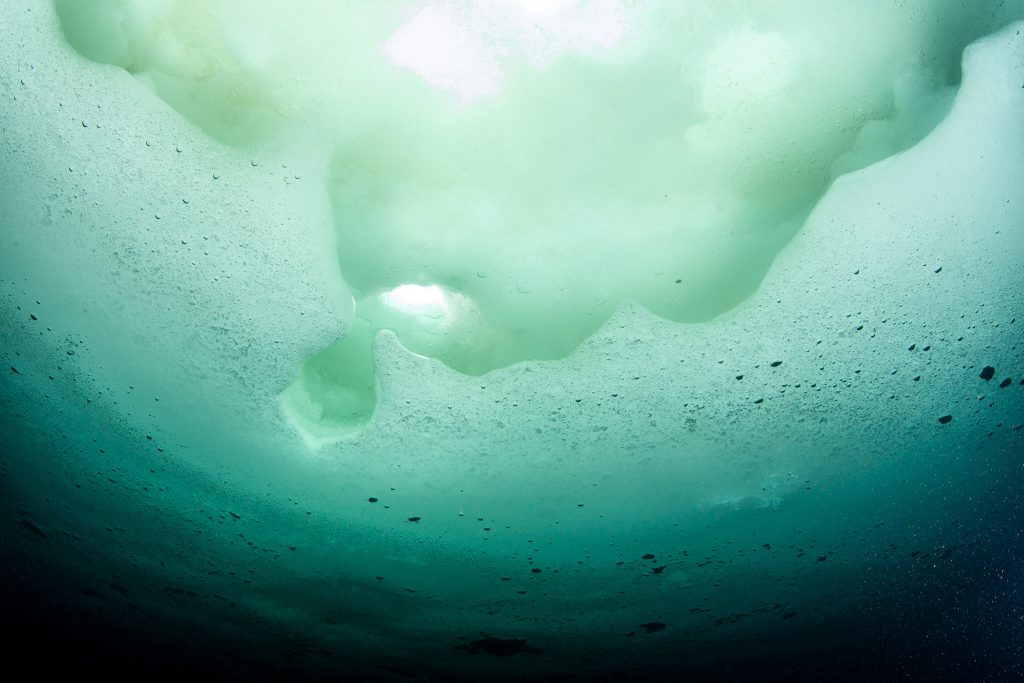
[383,3,503,100]
[383,0,627,100]
[380,284,451,318]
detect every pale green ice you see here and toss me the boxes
[53,0,1018,439]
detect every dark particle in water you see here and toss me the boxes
[531,568,542,574]
[639,622,667,633]
[770,361,782,367]
[754,398,763,404]
[642,553,655,560]
[368,497,378,503]
[980,366,995,380]
[999,378,1012,388]
[408,516,421,522]
[938,415,953,424]
[456,637,542,656]
[18,519,47,538]
[651,566,667,575]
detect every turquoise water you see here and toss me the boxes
[2,2,1023,680]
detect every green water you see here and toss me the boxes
[2,2,1023,680]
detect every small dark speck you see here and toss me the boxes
[408,516,421,522]
[19,519,47,538]
[10,366,19,374]
[288,546,296,551]
[908,344,916,351]
[651,565,667,575]
[938,415,953,424]
[456,637,541,657]
[531,568,542,574]
[934,267,942,273]
[913,376,921,381]
[228,511,240,520]
[754,398,763,404]
[368,497,378,503]
[816,555,827,562]
[735,375,743,380]
[30,314,37,320]
[770,361,782,367]
[980,366,995,380]
[999,378,1012,389]
[639,622,667,634]
[642,553,655,560]
[854,269,860,275]
[674,279,682,284]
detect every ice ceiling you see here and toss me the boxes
[2,1,1023,680]
[52,0,1012,440]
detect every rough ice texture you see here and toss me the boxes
[50,1,1024,437]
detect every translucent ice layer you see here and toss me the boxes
[53,1,1024,438]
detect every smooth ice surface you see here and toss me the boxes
[2,2,1024,681]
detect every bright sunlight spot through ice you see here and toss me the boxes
[380,284,450,319]
[383,0,627,100]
